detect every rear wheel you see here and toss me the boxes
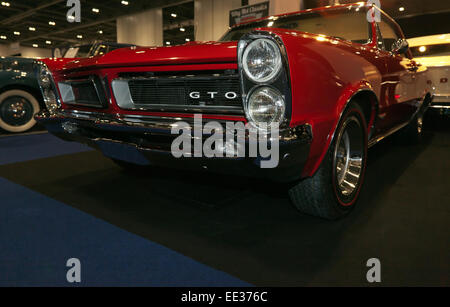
[289,102,368,220]
[0,89,40,133]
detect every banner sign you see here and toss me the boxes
[229,1,270,27]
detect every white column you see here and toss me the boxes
[249,0,303,15]
[117,8,163,47]
[195,0,242,42]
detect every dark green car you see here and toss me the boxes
[0,57,43,133]
[0,42,135,133]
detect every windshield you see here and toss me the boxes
[63,45,92,58]
[410,44,450,58]
[220,7,370,44]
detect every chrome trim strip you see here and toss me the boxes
[111,79,134,109]
[430,105,450,109]
[368,122,409,148]
[58,82,75,103]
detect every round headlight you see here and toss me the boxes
[247,86,285,128]
[242,38,282,83]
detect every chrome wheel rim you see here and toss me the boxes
[334,116,364,197]
[0,96,34,126]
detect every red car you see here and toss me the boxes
[35,3,432,219]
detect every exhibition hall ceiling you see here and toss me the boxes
[0,0,186,48]
[0,0,449,49]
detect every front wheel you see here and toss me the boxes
[289,102,368,220]
[0,89,40,133]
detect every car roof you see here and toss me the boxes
[408,34,450,47]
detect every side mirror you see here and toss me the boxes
[391,38,409,55]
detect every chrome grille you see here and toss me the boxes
[112,73,243,114]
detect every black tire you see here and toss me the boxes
[289,102,368,220]
[0,89,40,133]
[397,112,424,145]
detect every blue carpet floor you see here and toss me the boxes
[0,133,91,166]
[0,134,249,286]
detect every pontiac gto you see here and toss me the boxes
[35,3,432,219]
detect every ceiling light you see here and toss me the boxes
[49,21,56,26]
[46,40,52,45]
[185,38,190,42]
[0,35,7,40]
[171,13,177,18]
[29,27,36,31]
[399,7,405,12]
[13,31,20,35]
[419,46,427,53]
[166,41,171,45]
[33,44,38,48]
[180,27,185,32]
[121,1,129,5]
[98,30,103,34]
[1,2,10,7]
[92,8,99,13]
[77,34,83,39]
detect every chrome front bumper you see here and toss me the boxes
[35,110,312,181]
[431,95,450,109]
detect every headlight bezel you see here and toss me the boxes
[238,32,292,131]
[35,61,61,113]
[242,38,283,84]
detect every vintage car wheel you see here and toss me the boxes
[0,89,40,133]
[289,102,368,220]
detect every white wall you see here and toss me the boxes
[249,0,303,15]
[0,43,52,58]
[114,0,305,46]
[0,44,8,56]
[117,8,163,47]
[195,0,242,42]
[19,47,52,58]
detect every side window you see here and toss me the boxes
[95,45,108,57]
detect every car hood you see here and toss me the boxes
[40,57,79,71]
[61,42,239,72]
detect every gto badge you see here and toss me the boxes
[189,92,238,100]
